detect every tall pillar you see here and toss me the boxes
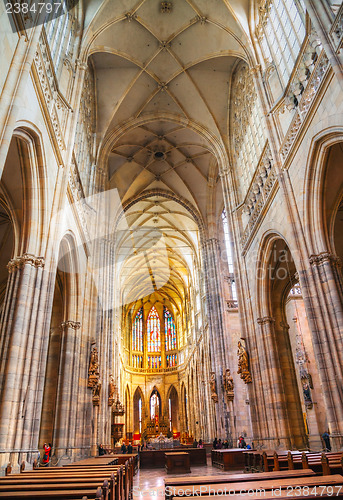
[256,316,291,449]
[202,238,229,438]
[302,252,343,449]
[53,320,81,462]
[0,253,45,469]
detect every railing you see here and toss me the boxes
[329,2,343,53]
[126,365,180,374]
[241,142,277,249]
[280,38,330,162]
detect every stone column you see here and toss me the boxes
[202,238,229,438]
[256,316,291,449]
[303,252,343,448]
[53,320,81,461]
[0,253,45,469]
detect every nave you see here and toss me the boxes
[1,0,343,478]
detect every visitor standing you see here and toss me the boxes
[322,431,331,451]
[42,443,51,466]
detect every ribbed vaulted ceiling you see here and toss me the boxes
[84,0,251,312]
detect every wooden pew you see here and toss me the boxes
[196,486,343,499]
[0,479,109,498]
[20,463,129,496]
[302,452,343,475]
[165,474,343,500]
[1,468,121,500]
[165,469,316,497]
[0,484,106,499]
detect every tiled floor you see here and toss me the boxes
[133,459,244,499]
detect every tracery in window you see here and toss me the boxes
[132,307,143,352]
[166,354,177,367]
[230,61,267,197]
[164,306,176,351]
[147,306,161,352]
[257,0,306,88]
[222,210,237,302]
[148,356,161,369]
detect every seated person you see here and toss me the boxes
[127,442,133,454]
[121,442,127,454]
[98,443,106,456]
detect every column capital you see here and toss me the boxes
[309,251,341,268]
[7,253,45,273]
[257,316,275,325]
[75,59,88,71]
[60,320,81,330]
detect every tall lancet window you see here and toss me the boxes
[222,210,237,302]
[164,306,176,351]
[147,306,161,352]
[132,307,143,352]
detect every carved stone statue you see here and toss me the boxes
[210,372,218,403]
[223,369,234,401]
[88,344,99,388]
[237,340,252,384]
[108,374,116,406]
[301,372,313,409]
[92,379,101,406]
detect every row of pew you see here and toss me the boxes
[0,456,135,499]
[164,467,343,499]
[244,449,343,475]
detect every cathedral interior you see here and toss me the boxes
[1,0,343,471]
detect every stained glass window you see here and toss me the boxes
[148,355,161,369]
[164,306,176,351]
[147,306,161,352]
[150,392,160,420]
[132,308,143,352]
[166,354,177,367]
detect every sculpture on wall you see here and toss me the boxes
[237,340,252,384]
[223,369,234,401]
[210,372,218,403]
[88,343,101,407]
[88,343,99,388]
[92,379,101,406]
[300,369,313,410]
[108,375,116,407]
